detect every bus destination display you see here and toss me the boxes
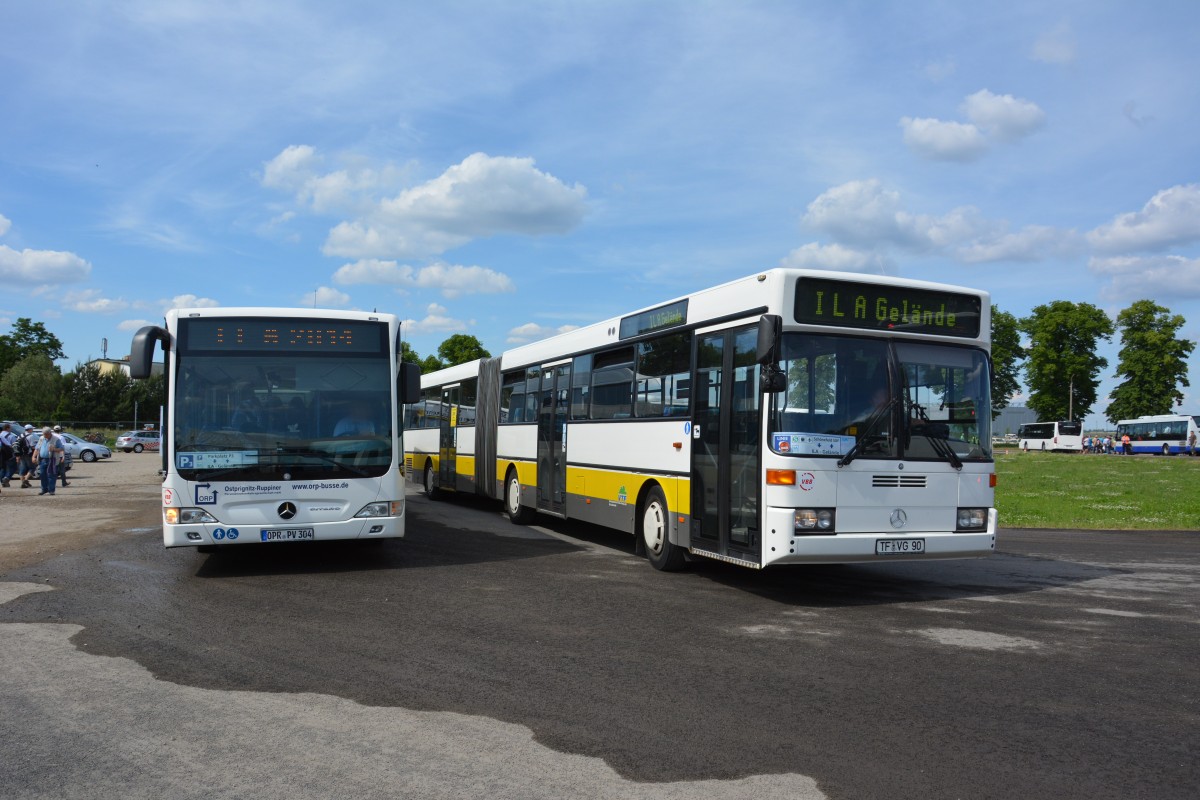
[619,299,688,339]
[180,318,386,354]
[794,277,980,338]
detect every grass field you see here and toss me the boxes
[993,448,1200,530]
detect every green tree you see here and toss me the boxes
[1105,300,1194,423]
[58,363,132,422]
[0,318,66,377]
[436,334,490,367]
[1020,301,1114,422]
[0,354,63,421]
[990,305,1025,417]
[400,340,421,365]
[118,372,165,425]
[419,354,445,373]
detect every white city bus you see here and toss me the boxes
[131,308,421,550]
[406,269,997,570]
[1114,414,1200,455]
[1017,420,1083,452]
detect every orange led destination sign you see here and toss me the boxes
[794,278,980,338]
[180,318,387,354]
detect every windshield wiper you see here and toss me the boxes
[274,445,371,477]
[837,397,899,468]
[906,400,963,470]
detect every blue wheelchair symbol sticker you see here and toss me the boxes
[227,528,239,541]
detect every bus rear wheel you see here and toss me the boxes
[505,469,533,524]
[641,486,685,571]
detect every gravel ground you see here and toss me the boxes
[0,450,163,572]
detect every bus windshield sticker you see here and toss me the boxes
[794,277,981,338]
[772,432,855,456]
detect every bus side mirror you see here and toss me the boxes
[399,362,422,405]
[756,314,787,393]
[756,314,782,366]
[130,325,169,380]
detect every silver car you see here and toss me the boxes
[57,432,113,463]
[115,430,161,453]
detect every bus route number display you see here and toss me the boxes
[794,277,980,338]
[180,318,386,353]
[619,299,688,339]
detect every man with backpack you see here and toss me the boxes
[15,425,36,488]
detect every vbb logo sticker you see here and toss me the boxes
[798,472,816,491]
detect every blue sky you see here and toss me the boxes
[2,1,1198,426]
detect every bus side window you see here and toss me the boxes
[571,354,592,420]
[500,372,523,423]
[590,347,634,420]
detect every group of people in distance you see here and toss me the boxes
[0,422,73,496]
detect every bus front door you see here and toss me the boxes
[537,364,570,515]
[439,385,459,491]
[691,327,761,563]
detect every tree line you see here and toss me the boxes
[0,318,164,425]
[1,299,1191,427]
[990,299,1193,424]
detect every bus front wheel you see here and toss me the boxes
[505,469,533,524]
[423,462,440,500]
[641,486,685,571]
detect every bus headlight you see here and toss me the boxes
[795,508,835,534]
[165,507,219,525]
[355,501,402,518]
[956,508,988,530]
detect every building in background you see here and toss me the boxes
[994,405,1037,437]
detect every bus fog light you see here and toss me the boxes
[186,531,202,541]
[355,502,396,518]
[957,508,987,530]
[795,509,835,534]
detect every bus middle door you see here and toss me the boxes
[537,364,570,515]
[439,385,459,491]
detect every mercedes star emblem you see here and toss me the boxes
[278,502,297,520]
[889,508,908,529]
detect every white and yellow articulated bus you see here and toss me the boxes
[131,308,421,550]
[405,269,997,571]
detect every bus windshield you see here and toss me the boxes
[767,334,991,462]
[173,353,394,481]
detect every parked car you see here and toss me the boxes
[115,430,161,453]
[57,432,113,462]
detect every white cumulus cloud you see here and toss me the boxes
[118,319,154,332]
[899,117,988,162]
[962,90,1046,142]
[506,322,579,345]
[333,259,514,298]
[401,303,472,335]
[1087,184,1200,254]
[780,243,893,274]
[301,286,352,308]
[0,245,91,284]
[63,289,128,314]
[1089,254,1200,301]
[322,152,588,259]
[163,294,220,311]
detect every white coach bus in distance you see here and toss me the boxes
[405,269,997,571]
[1114,414,1200,455]
[130,308,421,550]
[1016,420,1083,452]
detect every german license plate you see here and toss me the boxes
[876,538,925,555]
[260,528,315,542]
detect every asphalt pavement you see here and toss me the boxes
[1,487,1197,799]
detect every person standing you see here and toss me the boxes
[1188,429,1197,457]
[17,424,37,487]
[53,425,71,487]
[0,422,16,488]
[32,426,64,496]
